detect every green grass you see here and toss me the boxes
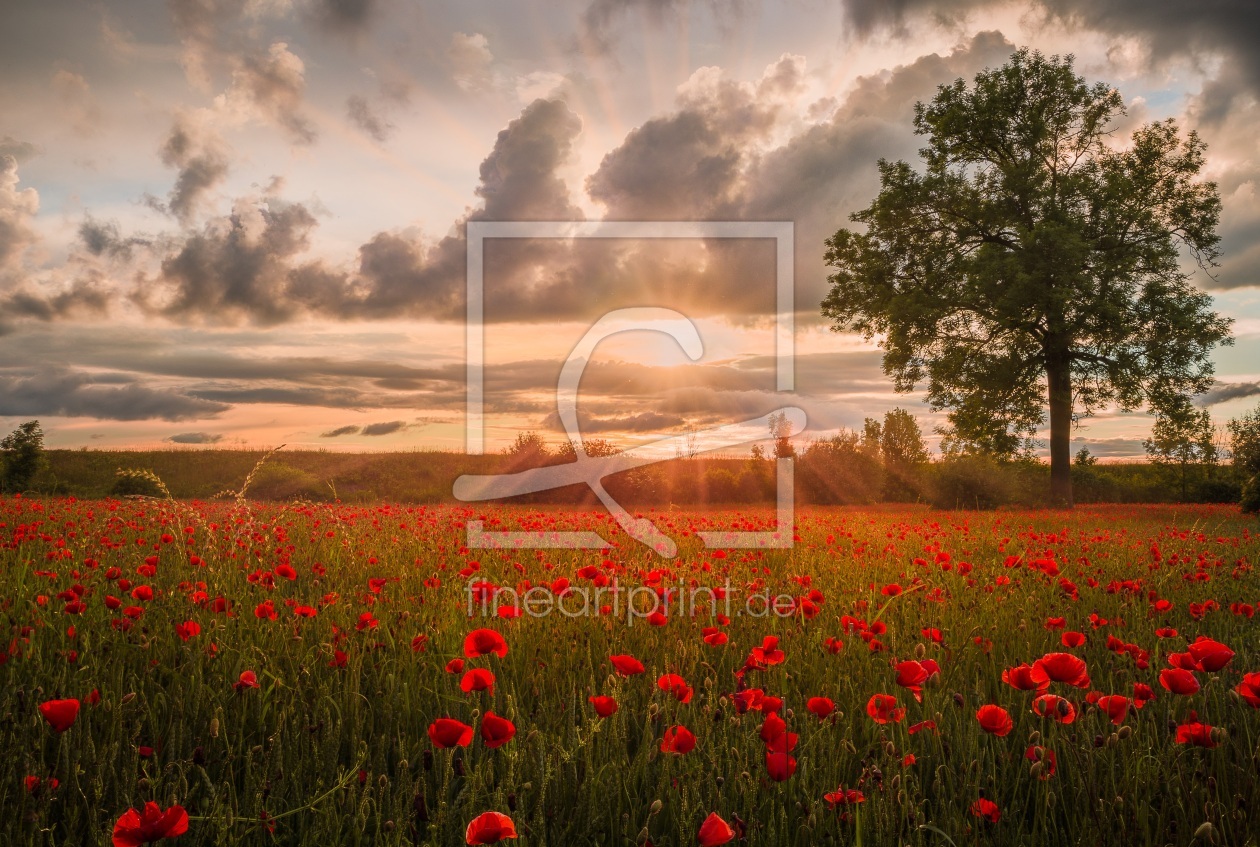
[2,497,1259,845]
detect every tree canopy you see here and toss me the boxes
[822,48,1231,506]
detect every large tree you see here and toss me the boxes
[822,49,1231,507]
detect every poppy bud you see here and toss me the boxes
[1117,726,1132,740]
[648,703,659,717]
[379,775,388,789]
[519,783,532,792]
[398,759,408,772]
[1048,790,1056,809]
[650,800,662,815]
[740,771,751,782]
[914,643,926,660]
[1030,761,1043,780]
[470,709,480,720]
[1106,732,1118,747]
[1211,727,1228,745]
[1207,777,1216,794]
[716,777,724,787]
[193,746,206,766]
[637,827,649,845]
[1194,821,1216,842]
[952,693,964,707]
[382,821,395,833]
[890,774,900,792]
[122,693,136,705]
[454,759,465,777]
[1093,735,1105,748]
[251,745,263,756]
[1029,731,1041,745]
[210,718,220,738]
[507,793,517,812]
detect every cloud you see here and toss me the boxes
[0,367,229,421]
[346,94,392,141]
[154,112,231,226]
[166,431,223,443]
[52,69,104,137]
[449,32,494,92]
[139,196,320,323]
[1198,381,1260,406]
[310,0,378,35]
[1071,437,1148,458]
[361,419,406,435]
[221,41,318,146]
[320,424,360,437]
[0,153,39,276]
[0,136,38,164]
[0,281,113,321]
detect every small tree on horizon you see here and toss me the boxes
[1144,397,1217,500]
[822,49,1231,508]
[1,420,46,493]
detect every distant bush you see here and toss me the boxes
[797,433,884,505]
[1242,476,1260,515]
[109,471,166,499]
[246,463,331,502]
[926,454,1023,510]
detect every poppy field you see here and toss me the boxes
[3,494,1260,846]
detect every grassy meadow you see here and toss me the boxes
[3,493,1260,846]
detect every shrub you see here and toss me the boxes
[1242,475,1260,515]
[926,454,1022,510]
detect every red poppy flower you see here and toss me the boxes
[765,749,796,781]
[657,674,694,704]
[970,798,1001,823]
[1133,682,1156,707]
[806,696,835,720]
[702,627,728,646]
[895,660,931,702]
[1095,694,1131,726]
[824,787,865,808]
[750,636,785,667]
[1236,672,1260,708]
[908,719,937,735]
[1176,721,1218,748]
[1061,631,1086,648]
[446,658,465,674]
[660,725,696,754]
[1159,668,1200,696]
[429,718,474,748]
[866,693,905,724]
[697,812,735,847]
[465,811,517,845]
[38,699,80,733]
[589,695,619,717]
[731,688,764,714]
[463,629,508,659]
[1155,627,1179,638]
[976,704,1013,736]
[1187,637,1234,672]
[460,668,495,695]
[1033,653,1090,689]
[111,801,189,847]
[480,712,516,748]
[759,711,787,744]
[174,621,200,642]
[233,670,259,692]
[1031,694,1076,724]
[610,654,645,676]
[1002,663,1045,691]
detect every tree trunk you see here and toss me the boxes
[1046,353,1074,508]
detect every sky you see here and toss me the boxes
[1,0,1258,458]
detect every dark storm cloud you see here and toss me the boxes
[320,424,360,437]
[310,0,378,35]
[361,419,406,435]
[166,431,223,443]
[841,0,1260,108]
[1198,381,1260,407]
[0,281,113,321]
[0,367,229,420]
